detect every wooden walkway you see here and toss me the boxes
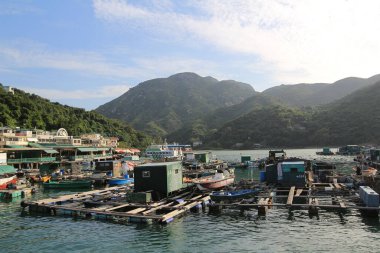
[22,186,210,224]
[211,183,380,217]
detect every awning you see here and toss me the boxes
[43,149,59,154]
[29,142,43,148]
[5,145,25,148]
[97,147,111,151]
[115,148,131,153]
[0,165,16,175]
[77,147,99,152]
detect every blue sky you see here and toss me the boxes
[1,0,380,110]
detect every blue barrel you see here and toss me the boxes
[259,171,266,182]
[124,174,129,179]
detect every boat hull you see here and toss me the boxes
[108,178,134,186]
[0,176,17,189]
[210,189,260,202]
[43,180,93,189]
[195,177,235,191]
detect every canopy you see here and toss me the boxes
[0,165,17,175]
[43,149,59,154]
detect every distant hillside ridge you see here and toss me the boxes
[263,74,380,107]
[96,72,256,136]
[200,80,380,149]
[0,85,152,148]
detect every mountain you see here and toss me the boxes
[0,85,152,148]
[167,93,279,144]
[308,80,380,145]
[96,72,256,136]
[202,105,309,149]
[201,81,380,149]
[263,74,380,107]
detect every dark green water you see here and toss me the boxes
[1,149,380,252]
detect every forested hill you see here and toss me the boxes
[96,72,256,136]
[309,80,380,145]
[263,74,380,107]
[201,81,380,149]
[0,86,152,148]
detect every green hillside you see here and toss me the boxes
[167,93,278,144]
[96,72,256,136]
[0,86,152,149]
[263,74,380,107]
[201,81,380,149]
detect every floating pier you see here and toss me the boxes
[21,186,210,224]
[211,183,380,217]
[0,187,35,200]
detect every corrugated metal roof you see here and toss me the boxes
[43,149,59,154]
[5,145,25,148]
[0,165,16,175]
[77,147,98,152]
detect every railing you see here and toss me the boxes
[68,153,113,161]
[7,157,57,163]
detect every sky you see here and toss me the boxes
[1,0,380,110]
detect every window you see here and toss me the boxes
[142,171,150,178]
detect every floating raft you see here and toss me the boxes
[21,186,210,224]
[211,183,380,217]
[0,188,35,200]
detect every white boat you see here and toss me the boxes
[192,169,235,191]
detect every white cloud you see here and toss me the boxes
[93,0,380,84]
[0,44,142,78]
[19,84,131,100]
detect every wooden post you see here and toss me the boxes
[287,186,295,206]
[308,198,319,216]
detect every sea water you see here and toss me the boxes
[1,149,380,253]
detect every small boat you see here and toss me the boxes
[0,175,18,190]
[108,177,134,186]
[210,188,260,202]
[192,170,235,191]
[43,180,93,189]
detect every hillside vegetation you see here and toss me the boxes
[263,74,380,107]
[96,72,256,136]
[0,86,152,148]
[200,81,380,149]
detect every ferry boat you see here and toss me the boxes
[145,142,191,160]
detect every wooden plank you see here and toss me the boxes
[295,189,303,196]
[125,207,147,214]
[336,197,346,208]
[286,186,295,205]
[160,196,210,222]
[105,203,131,212]
[334,183,341,189]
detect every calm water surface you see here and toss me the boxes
[1,149,380,253]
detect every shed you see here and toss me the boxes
[194,152,211,163]
[279,161,306,187]
[95,160,122,177]
[241,156,251,163]
[134,161,183,199]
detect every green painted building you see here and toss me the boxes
[134,161,183,200]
